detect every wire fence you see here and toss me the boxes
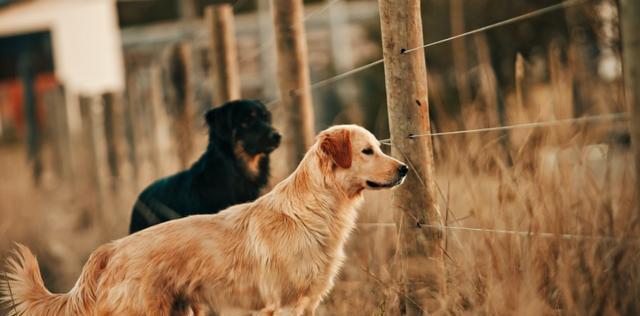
[267,0,627,243]
[373,112,630,242]
[379,112,629,145]
[358,222,626,242]
[402,0,586,54]
[265,0,588,107]
[241,0,343,64]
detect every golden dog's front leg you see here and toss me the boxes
[256,306,302,316]
[190,304,208,316]
[255,305,276,316]
[255,297,310,316]
[290,296,312,316]
[302,296,321,316]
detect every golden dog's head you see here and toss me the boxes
[316,125,408,196]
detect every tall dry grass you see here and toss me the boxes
[317,106,638,315]
[1,35,637,316]
[318,46,638,314]
[1,84,638,316]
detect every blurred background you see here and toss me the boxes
[1,0,637,314]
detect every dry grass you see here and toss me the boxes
[1,64,638,316]
[314,121,638,315]
[1,101,638,315]
[315,66,638,314]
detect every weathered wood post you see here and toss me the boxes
[621,0,640,213]
[102,92,121,190]
[474,33,512,165]
[177,43,195,168]
[79,95,106,225]
[378,0,445,313]
[138,68,162,178]
[123,74,140,189]
[258,0,277,101]
[178,0,197,20]
[449,0,471,106]
[326,0,358,127]
[271,0,315,174]
[205,4,241,105]
[45,86,73,183]
[149,63,176,173]
[18,50,42,186]
[164,43,195,169]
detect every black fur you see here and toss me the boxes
[129,99,280,233]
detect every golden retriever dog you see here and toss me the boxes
[1,124,408,316]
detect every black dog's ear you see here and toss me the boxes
[205,106,233,142]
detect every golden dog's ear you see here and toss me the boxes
[320,129,352,169]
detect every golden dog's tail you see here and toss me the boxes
[1,243,113,316]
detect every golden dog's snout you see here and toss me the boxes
[398,164,408,178]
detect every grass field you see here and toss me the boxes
[1,80,638,315]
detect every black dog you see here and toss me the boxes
[129,99,281,233]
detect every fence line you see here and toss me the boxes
[262,0,588,107]
[242,0,343,64]
[264,0,623,243]
[266,55,383,107]
[358,222,623,242]
[402,0,586,54]
[310,59,385,90]
[378,113,628,145]
[304,0,342,21]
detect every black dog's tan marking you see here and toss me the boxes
[128,99,281,233]
[234,142,267,179]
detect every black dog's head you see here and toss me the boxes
[205,99,281,155]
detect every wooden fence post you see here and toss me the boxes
[138,68,162,179]
[179,0,197,20]
[450,0,471,106]
[258,0,278,101]
[325,0,358,128]
[18,50,42,186]
[271,0,315,174]
[206,4,241,105]
[44,86,73,183]
[79,95,106,226]
[378,0,445,313]
[164,43,195,169]
[178,43,195,168]
[621,0,640,214]
[149,63,176,173]
[102,92,121,190]
[124,71,141,188]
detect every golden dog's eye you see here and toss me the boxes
[362,148,374,155]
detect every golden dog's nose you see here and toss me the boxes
[398,164,409,177]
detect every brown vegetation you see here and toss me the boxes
[1,1,636,315]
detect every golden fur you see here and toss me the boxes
[0,125,406,316]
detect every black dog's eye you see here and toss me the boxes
[241,116,254,127]
[362,148,374,155]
